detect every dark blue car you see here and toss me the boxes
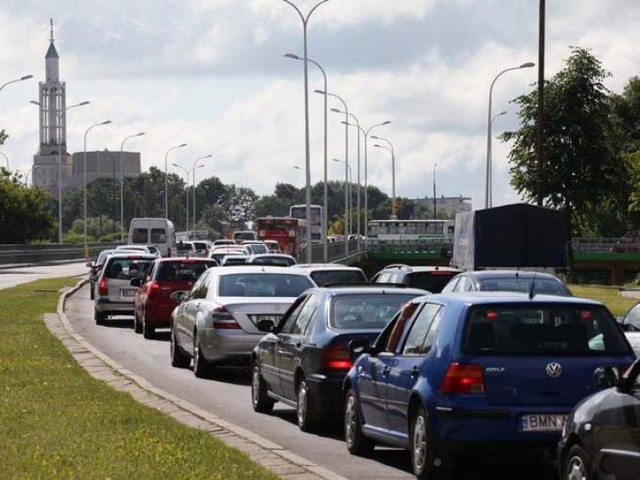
[343,292,635,479]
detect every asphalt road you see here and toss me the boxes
[65,284,559,480]
[0,261,88,290]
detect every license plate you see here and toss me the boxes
[121,289,136,297]
[254,315,281,323]
[521,414,567,432]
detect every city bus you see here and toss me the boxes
[255,216,305,257]
[367,219,455,242]
[289,204,323,244]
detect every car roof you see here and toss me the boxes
[294,265,363,272]
[427,291,602,306]
[250,253,295,259]
[382,264,460,273]
[155,257,216,263]
[104,253,157,261]
[309,286,428,297]
[215,265,309,275]
[458,270,562,280]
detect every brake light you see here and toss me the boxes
[439,363,485,394]
[147,281,160,299]
[99,276,108,296]
[322,342,352,371]
[211,306,241,329]
[486,310,499,321]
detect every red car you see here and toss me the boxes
[132,258,218,338]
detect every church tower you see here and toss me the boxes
[33,19,72,196]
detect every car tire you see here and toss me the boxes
[193,331,215,378]
[410,406,442,480]
[296,378,316,432]
[170,327,190,368]
[562,445,591,480]
[142,314,155,339]
[251,362,275,414]
[133,311,142,334]
[344,389,374,456]
[94,310,106,325]
[90,284,95,300]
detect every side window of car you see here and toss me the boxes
[402,303,441,355]
[421,307,444,354]
[145,263,155,284]
[291,295,319,335]
[376,272,391,283]
[190,270,211,299]
[280,295,309,333]
[441,277,459,293]
[624,304,640,329]
[456,276,473,292]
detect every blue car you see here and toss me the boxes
[342,292,635,479]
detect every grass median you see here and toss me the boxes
[0,278,279,480]
[568,284,637,317]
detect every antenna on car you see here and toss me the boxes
[528,270,537,300]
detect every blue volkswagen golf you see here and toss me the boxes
[342,292,635,479]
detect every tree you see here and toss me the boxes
[502,47,619,237]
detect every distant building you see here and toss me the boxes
[413,195,472,219]
[32,20,141,197]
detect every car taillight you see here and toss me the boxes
[211,306,241,329]
[322,342,352,371]
[439,363,485,394]
[147,281,160,299]
[99,277,108,296]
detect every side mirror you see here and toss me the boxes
[130,278,142,287]
[86,261,93,268]
[170,291,188,303]
[349,338,371,356]
[594,366,619,388]
[256,319,275,333]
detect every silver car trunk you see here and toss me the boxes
[223,297,297,334]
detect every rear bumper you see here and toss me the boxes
[306,374,345,416]
[200,329,262,364]
[95,298,135,315]
[145,303,176,328]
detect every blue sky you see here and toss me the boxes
[1,0,639,209]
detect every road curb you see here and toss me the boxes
[49,279,349,480]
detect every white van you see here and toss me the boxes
[232,230,258,244]
[128,218,176,257]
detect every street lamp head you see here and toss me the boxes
[381,121,391,126]
[332,158,343,163]
[136,132,145,136]
[519,62,535,69]
[102,120,112,125]
[171,163,180,168]
[30,100,40,106]
[330,108,342,114]
[284,53,301,60]
[20,75,33,81]
[293,165,303,170]
[196,164,205,169]
[373,144,382,148]
[314,89,326,95]
[179,143,187,147]
[79,101,90,106]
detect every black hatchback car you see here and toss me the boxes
[558,358,640,480]
[251,285,427,431]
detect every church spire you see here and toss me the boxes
[45,18,59,59]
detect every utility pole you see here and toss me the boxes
[536,0,545,206]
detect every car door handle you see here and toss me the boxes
[410,366,419,378]
[382,366,390,376]
[295,341,302,348]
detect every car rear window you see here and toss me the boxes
[406,271,456,293]
[218,274,313,297]
[463,304,631,356]
[150,229,166,243]
[310,270,366,287]
[478,277,569,296]
[131,228,148,244]
[330,294,418,330]
[251,256,295,266]
[155,261,214,281]
[105,258,153,279]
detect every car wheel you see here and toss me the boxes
[411,406,439,480]
[170,327,190,368]
[90,283,95,300]
[251,362,275,414]
[296,378,316,432]
[133,310,142,334]
[94,310,106,325]
[563,445,591,480]
[142,314,155,339]
[344,389,374,455]
[193,331,215,378]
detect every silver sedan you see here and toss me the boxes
[170,266,315,377]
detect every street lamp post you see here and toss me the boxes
[485,62,534,208]
[285,53,329,263]
[0,152,8,170]
[102,149,117,222]
[119,132,145,242]
[164,143,187,220]
[192,155,211,230]
[83,120,111,250]
[31,99,89,243]
[363,121,391,242]
[433,163,437,218]
[0,74,33,93]
[172,163,190,231]
[333,158,352,243]
[282,0,331,263]
[372,135,396,218]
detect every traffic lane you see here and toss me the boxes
[65,285,557,480]
[0,261,88,290]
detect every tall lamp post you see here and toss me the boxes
[433,163,437,218]
[101,149,117,222]
[164,143,187,220]
[83,120,111,250]
[285,53,329,263]
[363,121,391,241]
[119,132,145,242]
[333,158,352,242]
[485,62,534,208]
[192,154,211,230]
[372,135,396,218]
[0,152,8,170]
[282,0,331,263]
[172,163,191,231]
[0,74,33,93]
[31,99,90,243]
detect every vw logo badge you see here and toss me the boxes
[546,362,562,378]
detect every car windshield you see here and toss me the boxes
[310,270,366,286]
[330,294,418,330]
[155,261,214,281]
[247,244,268,254]
[478,277,569,296]
[406,272,455,293]
[218,273,313,297]
[105,258,154,280]
[463,304,631,356]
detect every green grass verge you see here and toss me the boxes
[568,284,638,317]
[0,278,279,480]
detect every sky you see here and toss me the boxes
[0,0,639,210]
